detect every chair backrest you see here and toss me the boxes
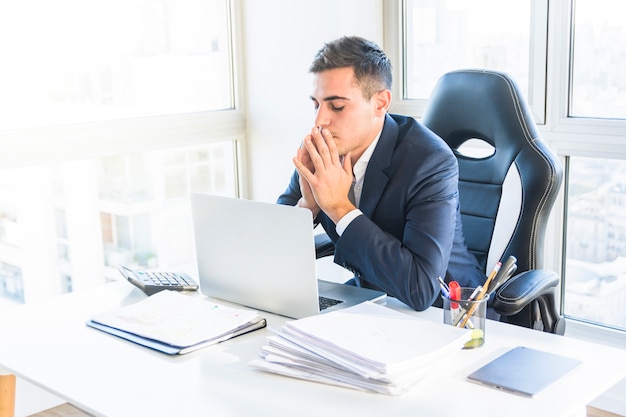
[422,69,562,277]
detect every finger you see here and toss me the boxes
[295,142,308,163]
[293,155,316,185]
[321,128,341,166]
[302,135,326,171]
[310,126,331,164]
[292,145,319,179]
[298,140,314,170]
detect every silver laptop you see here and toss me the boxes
[190,193,386,319]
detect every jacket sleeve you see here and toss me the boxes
[277,170,301,206]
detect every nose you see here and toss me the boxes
[314,105,330,128]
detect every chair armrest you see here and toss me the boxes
[492,269,558,315]
[492,269,565,335]
[314,233,335,259]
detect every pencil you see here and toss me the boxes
[458,262,501,328]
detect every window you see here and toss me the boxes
[0,0,244,307]
[393,0,626,337]
[0,142,238,305]
[565,157,626,331]
[569,0,626,119]
[560,0,626,333]
[0,0,233,130]
[400,0,547,122]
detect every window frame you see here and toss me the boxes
[384,0,626,344]
[544,0,626,157]
[544,0,626,344]
[0,0,248,198]
[385,0,549,124]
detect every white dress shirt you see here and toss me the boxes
[335,130,382,236]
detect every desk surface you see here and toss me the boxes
[0,281,624,417]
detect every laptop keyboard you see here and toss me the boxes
[319,295,343,310]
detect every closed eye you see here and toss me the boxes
[310,95,348,112]
[311,101,344,112]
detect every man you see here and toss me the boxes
[278,36,484,311]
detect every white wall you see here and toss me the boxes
[241,0,383,202]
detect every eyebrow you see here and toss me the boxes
[310,95,350,102]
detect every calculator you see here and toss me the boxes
[118,265,199,296]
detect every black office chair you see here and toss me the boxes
[315,69,565,334]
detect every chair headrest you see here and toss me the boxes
[423,69,556,189]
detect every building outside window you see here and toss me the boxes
[0,0,243,307]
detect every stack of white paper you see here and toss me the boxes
[88,290,266,354]
[251,302,469,395]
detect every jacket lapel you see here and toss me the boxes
[359,114,398,218]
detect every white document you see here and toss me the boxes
[252,301,469,394]
[90,290,262,347]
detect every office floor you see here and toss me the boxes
[29,403,91,417]
[14,378,94,417]
[14,378,64,416]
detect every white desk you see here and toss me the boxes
[0,281,624,417]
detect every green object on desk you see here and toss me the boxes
[463,337,485,349]
[463,328,485,349]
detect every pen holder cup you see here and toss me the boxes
[443,288,489,349]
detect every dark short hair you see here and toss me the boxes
[309,36,392,99]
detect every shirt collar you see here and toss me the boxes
[352,129,382,181]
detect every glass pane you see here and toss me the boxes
[55,208,68,240]
[101,212,114,245]
[164,167,189,200]
[404,0,532,99]
[0,0,233,131]
[564,156,626,331]
[116,216,132,250]
[0,263,23,306]
[0,141,237,306]
[570,0,626,119]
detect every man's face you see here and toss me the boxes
[310,67,382,159]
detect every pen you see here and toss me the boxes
[437,276,449,291]
[449,281,461,304]
[467,285,482,301]
[452,285,481,328]
[458,261,501,328]
[487,256,517,294]
[448,281,461,323]
[454,311,476,329]
[486,261,502,286]
[437,276,450,298]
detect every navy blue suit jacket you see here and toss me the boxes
[278,114,484,310]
